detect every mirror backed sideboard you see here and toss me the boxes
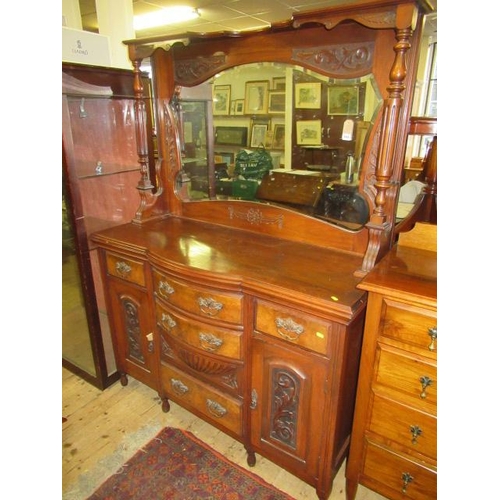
[90,2,437,499]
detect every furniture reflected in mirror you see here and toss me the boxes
[396,116,437,235]
[175,63,381,230]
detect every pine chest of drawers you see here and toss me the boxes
[346,235,437,500]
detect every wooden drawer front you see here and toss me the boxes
[255,300,331,355]
[376,346,437,411]
[369,393,437,460]
[381,298,437,356]
[156,301,242,359]
[153,269,243,325]
[363,440,437,500]
[161,363,242,437]
[106,252,146,286]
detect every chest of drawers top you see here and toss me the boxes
[357,244,437,307]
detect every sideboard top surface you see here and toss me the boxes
[92,216,367,320]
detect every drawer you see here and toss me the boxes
[156,301,242,359]
[375,345,437,412]
[381,298,437,356]
[369,393,436,460]
[152,269,243,325]
[363,440,437,500]
[106,252,146,287]
[255,300,331,355]
[161,363,243,437]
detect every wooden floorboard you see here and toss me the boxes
[62,367,387,500]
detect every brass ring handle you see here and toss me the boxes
[198,297,223,316]
[158,280,175,298]
[170,378,189,396]
[401,472,413,493]
[419,375,433,398]
[115,261,131,277]
[199,332,223,352]
[409,424,422,444]
[160,313,176,331]
[206,399,227,418]
[275,317,304,342]
[428,326,437,351]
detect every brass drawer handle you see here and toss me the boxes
[401,472,413,493]
[159,313,177,331]
[206,399,227,418]
[115,260,132,278]
[199,332,223,352]
[170,378,189,396]
[198,297,223,316]
[419,375,433,398]
[275,317,304,341]
[409,424,422,444]
[158,280,175,298]
[428,326,437,351]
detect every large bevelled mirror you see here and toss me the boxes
[174,62,382,230]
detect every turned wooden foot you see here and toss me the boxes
[247,450,256,467]
[161,397,171,413]
[120,373,128,386]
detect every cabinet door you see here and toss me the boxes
[250,336,328,481]
[107,278,157,389]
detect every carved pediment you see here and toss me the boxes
[292,42,374,75]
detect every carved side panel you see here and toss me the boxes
[270,369,300,450]
[121,298,145,364]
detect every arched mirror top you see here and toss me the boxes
[171,62,382,232]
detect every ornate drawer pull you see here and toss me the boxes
[409,424,422,444]
[199,332,223,352]
[419,375,433,398]
[401,472,413,493]
[206,399,227,418]
[160,313,177,331]
[115,261,131,277]
[198,297,223,316]
[170,378,189,396]
[428,326,437,351]
[158,280,175,298]
[275,317,304,342]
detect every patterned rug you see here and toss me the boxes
[86,427,295,500]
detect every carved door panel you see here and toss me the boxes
[107,278,157,390]
[250,336,328,480]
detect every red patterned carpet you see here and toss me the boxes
[87,427,295,499]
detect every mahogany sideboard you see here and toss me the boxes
[89,1,435,498]
[92,216,367,499]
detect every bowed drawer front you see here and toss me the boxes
[155,301,243,360]
[153,269,243,325]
